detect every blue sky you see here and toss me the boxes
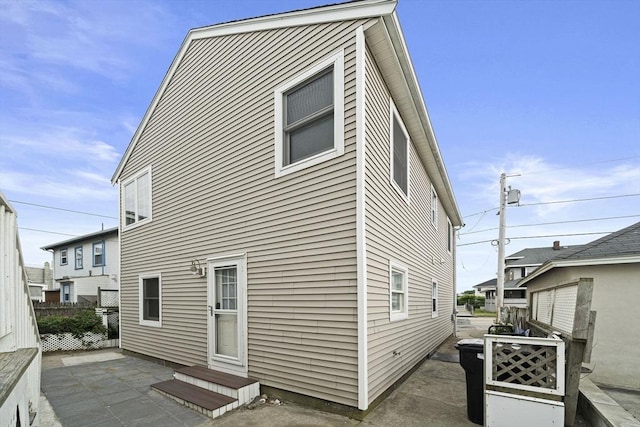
[1,0,638,291]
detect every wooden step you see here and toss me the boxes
[175,365,257,388]
[151,379,236,411]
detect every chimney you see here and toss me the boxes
[553,241,560,250]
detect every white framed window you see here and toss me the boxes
[139,273,162,327]
[274,51,344,177]
[431,185,438,227]
[122,166,152,230]
[389,101,410,202]
[74,246,83,270]
[432,279,438,318]
[60,248,68,266]
[447,218,453,254]
[92,241,104,267]
[389,260,409,322]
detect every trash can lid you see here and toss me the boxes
[455,338,484,349]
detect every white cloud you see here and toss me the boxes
[0,170,117,202]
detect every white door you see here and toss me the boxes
[207,255,247,376]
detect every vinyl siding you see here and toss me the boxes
[119,20,366,406]
[364,46,455,404]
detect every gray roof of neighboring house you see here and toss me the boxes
[472,278,496,289]
[548,221,640,262]
[24,266,44,283]
[41,227,118,250]
[505,245,584,267]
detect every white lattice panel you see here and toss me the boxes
[41,332,107,352]
[552,285,578,334]
[99,290,119,307]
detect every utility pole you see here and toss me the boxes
[496,173,507,323]
[496,173,520,323]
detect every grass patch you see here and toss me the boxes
[473,309,497,318]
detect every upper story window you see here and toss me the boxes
[389,260,409,322]
[390,102,410,202]
[431,185,438,227]
[74,246,83,270]
[274,51,344,177]
[123,166,152,229]
[92,241,104,267]
[60,248,68,266]
[447,219,453,253]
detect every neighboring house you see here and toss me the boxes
[41,227,119,304]
[110,0,462,411]
[24,262,53,302]
[0,193,41,425]
[473,241,581,310]
[519,221,640,391]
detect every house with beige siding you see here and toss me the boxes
[519,221,640,391]
[111,0,462,412]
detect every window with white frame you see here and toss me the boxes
[432,279,438,317]
[123,167,152,229]
[447,219,453,253]
[431,185,438,227]
[274,51,344,177]
[74,246,83,270]
[60,248,68,266]
[92,241,104,267]
[389,261,408,321]
[139,274,161,327]
[390,102,409,201]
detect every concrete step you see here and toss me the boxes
[151,379,238,419]
[174,365,260,406]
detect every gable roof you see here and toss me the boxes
[518,221,640,286]
[41,227,118,251]
[110,0,463,227]
[505,245,584,267]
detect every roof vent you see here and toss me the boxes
[553,240,560,250]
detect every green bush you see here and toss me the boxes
[457,292,485,309]
[38,309,107,339]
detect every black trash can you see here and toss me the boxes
[455,338,484,425]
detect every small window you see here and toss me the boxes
[431,186,438,227]
[432,280,438,318]
[92,242,104,267]
[74,246,83,270]
[139,274,162,327]
[389,261,408,322]
[274,51,344,177]
[123,166,152,229]
[447,219,453,253]
[60,249,68,266]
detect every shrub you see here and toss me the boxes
[37,309,107,339]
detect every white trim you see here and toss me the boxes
[389,260,408,322]
[138,272,162,327]
[274,51,345,177]
[191,0,396,40]
[447,218,452,254]
[207,254,248,377]
[431,279,438,318]
[121,166,152,231]
[389,100,410,204]
[355,25,369,411]
[518,255,640,287]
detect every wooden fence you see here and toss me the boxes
[32,301,96,318]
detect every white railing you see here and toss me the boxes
[0,193,42,425]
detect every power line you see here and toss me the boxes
[519,193,640,207]
[8,200,118,219]
[458,231,612,247]
[459,214,640,236]
[19,227,79,237]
